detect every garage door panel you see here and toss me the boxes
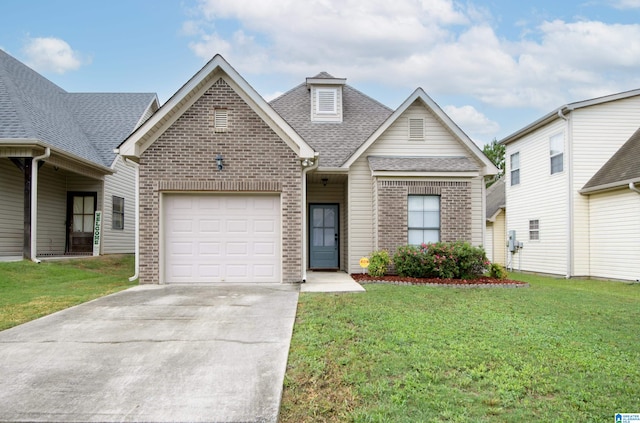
[164,194,281,283]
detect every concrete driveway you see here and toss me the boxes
[0,283,299,422]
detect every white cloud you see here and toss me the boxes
[443,105,500,145]
[610,0,640,9]
[183,0,640,115]
[22,37,85,74]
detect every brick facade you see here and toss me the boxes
[376,180,472,255]
[138,78,302,283]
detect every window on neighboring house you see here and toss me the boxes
[408,118,425,140]
[408,195,440,245]
[529,219,539,240]
[214,108,228,132]
[112,196,124,230]
[316,88,337,114]
[510,152,520,186]
[550,133,564,174]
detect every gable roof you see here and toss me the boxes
[500,88,640,145]
[0,49,157,168]
[343,88,498,175]
[119,54,315,160]
[270,75,392,167]
[486,178,506,220]
[581,127,640,194]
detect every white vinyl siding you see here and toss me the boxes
[36,165,68,255]
[549,132,564,174]
[0,159,24,256]
[486,210,506,266]
[589,189,640,281]
[102,156,135,254]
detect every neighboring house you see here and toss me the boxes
[501,89,640,281]
[118,55,497,284]
[0,50,158,261]
[485,178,506,266]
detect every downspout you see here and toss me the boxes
[124,158,140,281]
[630,182,640,194]
[301,153,319,283]
[30,147,51,263]
[558,108,573,278]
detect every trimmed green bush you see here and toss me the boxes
[368,250,391,277]
[488,262,508,279]
[392,241,489,279]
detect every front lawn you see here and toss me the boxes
[281,274,640,422]
[0,255,136,331]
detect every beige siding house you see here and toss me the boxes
[119,55,497,284]
[0,49,158,261]
[501,90,640,281]
[485,178,506,266]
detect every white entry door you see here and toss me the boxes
[163,194,281,283]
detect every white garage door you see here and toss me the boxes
[163,194,281,283]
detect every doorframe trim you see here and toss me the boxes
[308,203,340,269]
[65,191,98,253]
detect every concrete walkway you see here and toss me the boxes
[301,271,366,293]
[0,283,299,423]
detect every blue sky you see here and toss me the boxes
[2,0,640,145]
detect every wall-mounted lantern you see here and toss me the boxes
[216,154,224,171]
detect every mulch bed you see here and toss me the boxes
[351,273,529,288]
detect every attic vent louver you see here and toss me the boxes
[317,89,337,114]
[409,118,425,140]
[214,108,228,132]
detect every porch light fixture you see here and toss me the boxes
[301,158,312,167]
[321,178,328,186]
[216,154,224,171]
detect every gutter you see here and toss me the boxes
[124,158,140,281]
[301,153,320,283]
[630,182,640,194]
[30,147,51,263]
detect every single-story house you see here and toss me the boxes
[118,54,497,284]
[0,49,158,261]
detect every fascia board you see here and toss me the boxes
[579,177,640,195]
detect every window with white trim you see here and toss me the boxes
[316,88,337,114]
[550,133,564,174]
[529,219,539,240]
[510,152,520,186]
[112,196,124,230]
[214,108,228,132]
[408,195,440,245]
[408,118,425,140]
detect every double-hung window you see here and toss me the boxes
[408,195,440,245]
[529,219,540,240]
[112,196,124,230]
[550,133,564,174]
[510,152,520,186]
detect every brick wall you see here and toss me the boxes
[376,180,472,256]
[138,78,302,283]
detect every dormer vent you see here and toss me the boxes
[306,73,346,123]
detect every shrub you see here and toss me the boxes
[393,241,489,279]
[368,250,391,277]
[488,262,508,280]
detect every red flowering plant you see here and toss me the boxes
[393,241,489,279]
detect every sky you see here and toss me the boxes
[2,0,640,146]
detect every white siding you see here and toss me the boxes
[0,159,24,255]
[486,211,507,266]
[570,97,640,276]
[102,156,135,254]
[486,222,494,262]
[470,177,483,246]
[505,119,568,275]
[589,189,640,281]
[348,157,375,273]
[307,180,347,270]
[36,165,67,255]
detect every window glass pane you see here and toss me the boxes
[408,196,423,211]
[113,197,123,213]
[423,196,439,211]
[83,215,93,232]
[550,133,564,156]
[324,208,335,227]
[73,215,83,232]
[324,229,335,246]
[84,197,94,214]
[73,197,83,214]
[551,154,563,174]
[313,228,324,246]
[511,169,520,185]
[423,230,440,244]
[113,214,123,230]
[408,211,423,228]
[408,229,423,245]
[510,152,519,169]
[313,208,323,227]
[424,211,440,227]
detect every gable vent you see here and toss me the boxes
[214,108,228,132]
[317,89,337,114]
[409,118,425,140]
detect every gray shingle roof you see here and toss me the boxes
[368,156,480,173]
[269,77,393,167]
[0,49,156,168]
[486,178,505,219]
[582,127,640,191]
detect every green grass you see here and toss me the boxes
[281,274,640,422]
[0,255,136,331]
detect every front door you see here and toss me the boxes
[66,192,97,253]
[309,204,339,269]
